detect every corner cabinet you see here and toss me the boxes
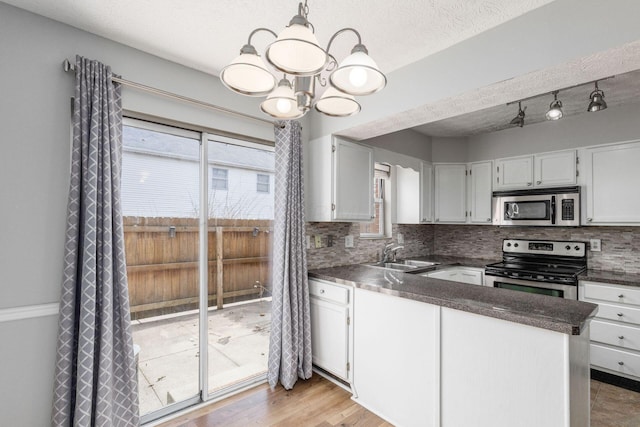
[434,163,467,223]
[583,140,640,225]
[309,278,353,382]
[304,135,373,222]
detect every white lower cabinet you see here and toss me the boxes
[580,280,640,381]
[309,278,352,382]
[351,288,588,427]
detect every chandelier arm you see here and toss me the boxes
[247,28,278,45]
[325,28,363,56]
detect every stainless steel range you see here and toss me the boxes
[484,239,587,300]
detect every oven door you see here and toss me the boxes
[484,274,577,299]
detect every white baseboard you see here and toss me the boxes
[0,302,59,323]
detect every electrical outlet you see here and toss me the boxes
[590,239,601,252]
[314,235,322,249]
[306,235,311,249]
[397,233,404,244]
[345,235,354,248]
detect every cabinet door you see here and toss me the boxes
[469,161,493,224]
[434,164,466,223]
[394,165,420,224]
[495,155,533,189]
[310,297,349,380]
[534,150,576,187]
[420,162,434,223]
[584,141,640,224]
[332,137,374,221]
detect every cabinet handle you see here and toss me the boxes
[617,313,624,317]
[587,218,593,222]
[619,361,625,366]
[487,218,491,222]
[619,294,624,298]
[320,289,325,294]
[619,335,625,340]
[422,218,426,222]
[536,180,541,185]
[527,182,532,186]
[435,218,439,222]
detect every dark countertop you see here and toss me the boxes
[400,255,498,269]
[579,269,640,288]
[309,263,598,335]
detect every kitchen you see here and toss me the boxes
[2,1,640,426]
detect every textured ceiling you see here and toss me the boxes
[9,0,639,140]
[3,0,553,75]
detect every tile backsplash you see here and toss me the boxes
[306,223,640,274]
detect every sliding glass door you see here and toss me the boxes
[120,118,273,422]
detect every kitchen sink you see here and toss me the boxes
[368,259,441,272]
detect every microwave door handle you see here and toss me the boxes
[551,196,556,225]
[512,203,519,217]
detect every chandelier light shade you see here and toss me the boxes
[220,44,277,96]
[220,1,386,120]
[545,91,563,121]
[260,78,304,119]
[330,45,387,95]
[587,81,608,112]
[315,87,361,117]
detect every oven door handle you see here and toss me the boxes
[550,195,556,225]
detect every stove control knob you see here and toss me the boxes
[565,245,571,250]
[574,246,580,251]
[506,243,512,247]
[514,243,519,247]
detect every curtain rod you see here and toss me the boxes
[62,59,278,128]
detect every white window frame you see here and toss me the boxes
[360,163,391,239]
[211,167,228,191]
[256,173,270,193]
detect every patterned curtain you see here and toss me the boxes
[52,56,139,426]
[267,120,313,389]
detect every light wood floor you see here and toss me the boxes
[158,376,640,426]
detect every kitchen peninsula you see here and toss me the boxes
[309,263,598,427]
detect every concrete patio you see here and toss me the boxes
[132,299,272,415]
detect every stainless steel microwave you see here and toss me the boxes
[492,186,580,226]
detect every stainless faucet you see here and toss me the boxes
[381,243,404,264]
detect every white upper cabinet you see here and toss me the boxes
[304,135,373,222]
[495,150,577,190]
[534,149,577,187]
[584,140,640,224]
[434,164,467,223]
[421,162,434,223]
[392,165,420,224]
[495,155,533,189]
[469,161,493,224]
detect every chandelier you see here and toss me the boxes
[220,1,387,119]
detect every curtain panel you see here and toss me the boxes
[267,120,313,390]
[52,55,139,427]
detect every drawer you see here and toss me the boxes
[595,302,640,326]
[591,343,640,379]
[591,319,640,351]
[309,279,349,304]
[581,281,640,306]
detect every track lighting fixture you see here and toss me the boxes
[509,101,526,128]
[587,81,608,112]
[545,91,563,121]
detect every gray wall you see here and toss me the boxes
[363,129,432,162]
[0,3,276,425]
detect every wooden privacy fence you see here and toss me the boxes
[123,217,272,319]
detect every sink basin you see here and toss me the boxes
[368,259,441,272]
[403,260,440,267]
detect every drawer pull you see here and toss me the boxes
[619,361,625,366]
[619,336,625,340]
[619,294,624,298]
[320,289,325,294]
[617,313,624,317]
